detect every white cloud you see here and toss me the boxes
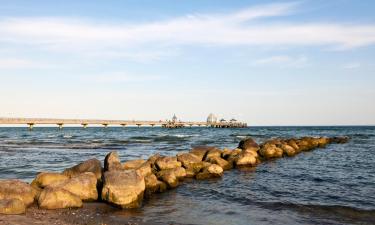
[0,1,374,59]
[253,55,308,67]
[87,72,163,83]
[343,62,361,69]
[0,58,48,69]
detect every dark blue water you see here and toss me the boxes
[0,126,374,225]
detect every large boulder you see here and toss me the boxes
[156,167,186,188]
[279,144,296,157]
[259,144,283,159]
[0,179,36,206]
[101,170,145,209]
[0,199,26,215]
[122,159,146,170]
[177,153,201,168]
[317,137,330,147]
[104,151,122,171]
[144,174,167,196]
[206,156,232,170]
[238,138,259,151]
[184,162,211,178]
[190,146,216,161]
[155,156,181,170]
[63,158,102,181]
[204,149,223,161]
[234,151,257,167]
[196,164,223,180]
[287,139,300,152]
[49,172,98,201]
[38,187,82,209]
[31,172,69,189]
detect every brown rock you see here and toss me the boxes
[0,179,36,206]
[330,136,349,144]
[204,149,223,161]
[0,199,26,215]
[184,162,211,178]
[259,144,283,159]
[238,138,259,151]
[31,172,69,189]
[144,174,167,196]
[279,144,296,157]
[62,158,102,181]
[122,159,146,170]
[49,172,98,201]
[317,137,330,147]
[155,156,181,170]
[287,139,300,152]
[156,169,179,188]
[177,153,201,168]
[104,151,122,171]
[101,170,145,209]
[235,152,257,167]
[207,156,232,170]
[38,187,82,209]
[196,164,223,180]
[190,146,216,161]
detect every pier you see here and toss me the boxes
[0,117,247,129]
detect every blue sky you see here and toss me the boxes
[0,0,375,125]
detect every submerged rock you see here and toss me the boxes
[38,187,82,209]
[63,158,102,181]
[31,172,69,189]
[330,136,349,144]
[196,164,223,180]
[155,156,182,170]
[49,172,98,201]
[101,170,145,209]
[104,151,123,171]
[0,179,36,206]
[0,198,26,215]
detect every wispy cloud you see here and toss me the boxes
[0,1,374,60]
[0,58,49,69]
[87,72,163,83]
[253,55,308,68]
[343,62,361,69]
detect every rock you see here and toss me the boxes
[184,162,211,178]
[206,156,232,170]
[238,138,259,151]
[190,146,216,161]
[101,170,145,209]
[204,149,223,161]
[0,179,36,206]
[330,136,349,144]
[221,148,233,159]
[259,144,283,159]
[104,151,122,171]
[317,137,330,147]
[135,163,153,177]
[296,139,312,151]
[0,199,26,215]
[144,174,167,196]
[49,172,98,201]
[122,159,146,170]
[155,156,182,170]
[279,144,296,157]
[31,172,69,189]
[177,153,201,168]
[234,152,257,167]
[287,139,300,152]
[226,148,242,164]
[38,187,82,209]
[62,158,102,181]
[156,167,186,188]
[196,164,223,180]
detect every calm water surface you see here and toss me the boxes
[0,126,374,225]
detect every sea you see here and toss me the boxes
[0,126,374,225]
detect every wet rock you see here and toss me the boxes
[227,148,243,164]
[104,151,123,171]
[38,187,82,209]
[234,151,257,167]
[101,170,145,209]
[0,179,36,206]
[122,159,146,170]
[184,162,211,178]
[296,139,312,151]
[31,172,70,189]
[144,174,167,196]
[135,163,153,177]
[156,167,186,188]
[49,172,98,201]
[0,199,26,215]
[317,137,330,147]
[155,156,182,170]
[330,136,349,144]
[279,144,296,157]
[62,158,102,182]
[190,146,216,161]
[238,138,259,151]
[204,149,223,161]
[287,139,300,152]
[177,153,201,168]
[206,156,232,170]
[196,164,223,180]
[259,144,283,159]
[221,148,234,159]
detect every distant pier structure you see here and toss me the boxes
[0,114,247,129]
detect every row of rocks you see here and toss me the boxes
[0,136,349,214]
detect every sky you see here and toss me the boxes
[0,0,375,125]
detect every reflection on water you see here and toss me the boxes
[0,126,375,225]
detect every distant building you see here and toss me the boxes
[172,114,178,123]
[230,118,237,122]
[219,118,226,122]
[207,113,217,124]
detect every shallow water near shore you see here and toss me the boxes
[0,126,375,225]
